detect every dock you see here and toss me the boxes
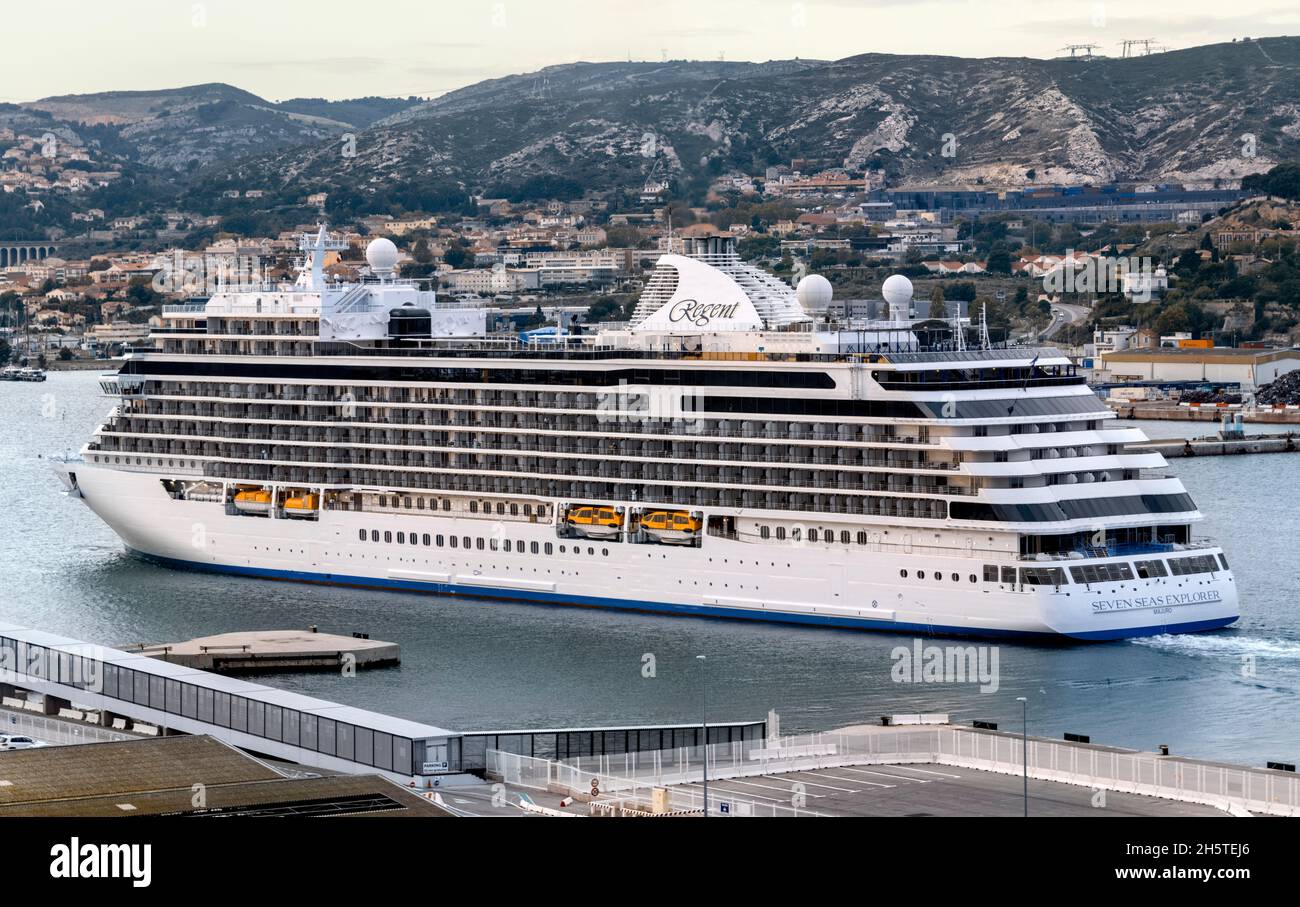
[1108,401,1300,423]
[131,628,400,673]
[1127,433,1299,458]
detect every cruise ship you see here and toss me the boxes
[56,229,1239,640]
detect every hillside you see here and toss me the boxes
[20,84,424,170]
[216,38,1300,204]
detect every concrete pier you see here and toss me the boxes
[1127,433,1299,458]
[1108,401,1300,424]
[133,628,400,673]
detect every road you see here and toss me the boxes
[1039,301,1090,342]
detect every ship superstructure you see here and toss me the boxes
[57,230,1239,639]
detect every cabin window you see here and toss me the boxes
[409,535,417,546]
[531,542,540,554]
[383,531,392,543]
[436,535,444,547]
[504,540,512,552]
[545,543,553,555]
[983,565,998,582]
[358,529,366,541]
[917,571,926,580]
[808,528,819,542]
[899,569,908,578]
[969,574,978,583]
[450,536,458,548]
[397,532,405,544]
[476,538,484,550]
[510,503,519,516]
[841,531,851,545]
[1001,566,1017,585]
[760,526,771,540]
[423,534,431,546]
[857,532,868,545]
[490,539,499,551]
[776,527,786,540]
[470,501,478,513]
[463,537,471,549]
[371,530,379,542]
[951,573,959,582]
[404,497,412,509]
[442,500,451,511]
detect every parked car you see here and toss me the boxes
[0,735,47,750]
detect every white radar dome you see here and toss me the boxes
[796,274,833,310]
[882,273,914,312]
[366,237,399,275]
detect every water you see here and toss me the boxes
[2,372,1297,764]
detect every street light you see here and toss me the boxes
[697,654,708,817]
[1016,696,1028,817]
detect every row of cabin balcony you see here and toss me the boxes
[118,399,1120,465]
[107,415,960,471]
[89,433,981,498]
[124,381,1110,439]
[96,427,1151,491]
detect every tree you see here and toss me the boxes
[443,246,473,269]
[928,286,946,319]
[987,242,1012,275]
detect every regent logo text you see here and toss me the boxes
[667,299,741,326]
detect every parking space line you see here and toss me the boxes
[871,764,963,779]
[776,772,868,792]
[836,766,932,783]
[715,778,826,798]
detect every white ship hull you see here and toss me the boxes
[62,464,1240,641]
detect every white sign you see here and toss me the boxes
[422,761,449,773]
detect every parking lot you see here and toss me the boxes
[671,763,1227,817]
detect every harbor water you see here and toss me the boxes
[2,372,1297,764]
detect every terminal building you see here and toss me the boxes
[1097,347,1300,391]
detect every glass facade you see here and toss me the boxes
[0,635,429,775]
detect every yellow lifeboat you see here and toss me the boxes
[233,488,273,515]
[284,492,319,518]
[639,510,701,545]
[565,505,624,540]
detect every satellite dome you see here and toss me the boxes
[882,274,914,312]
[366,237,399,276]
[796,274,833,310]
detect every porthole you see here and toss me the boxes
[917,570,926,580]
[900,569,908,578]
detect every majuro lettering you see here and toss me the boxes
[667,298,741,326]
[1091,590,1222,613]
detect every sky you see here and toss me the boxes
[4,0,1299,102]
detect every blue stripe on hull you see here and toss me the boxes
[124,548,1237,643]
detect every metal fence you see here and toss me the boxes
[0,708,135,746]
[937,727,1300,817]
[489,725,1300,817]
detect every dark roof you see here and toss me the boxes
[0,736,448,817]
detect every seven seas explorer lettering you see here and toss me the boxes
[1091,590,1222,613]
[668,298,741,326]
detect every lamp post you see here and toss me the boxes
[697,654,708,817]
[1016,696,1028,817]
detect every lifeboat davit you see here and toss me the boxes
[233,488,273,514]
[639,510,701,545]
[566,505,624,540]
[283,492,319,518]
